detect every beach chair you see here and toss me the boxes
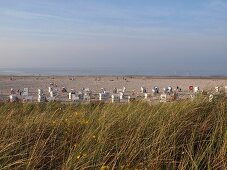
[99,92,110,101]
[160,94,167,103]
[71,94,80,101]
[38,89,43,95]
[82,88,91,96]
[69,92,73,100]
[50,90,58,98]
[38,95,46,102]
[21,88,33,102]
[111,94,120,103]
[101,88,106,93]
[9,94,18,102]
[215,86,220,93]
[113,88,117,94]
[119,92,124,100]
[141,87,147,93]
[10,88,16,95]
[189,86,193,92]
[163,86,172,94]
[152,87,159,95]
[69,91,82,102]
[24,96,33,102]
[83,93,91,101]
[22,88,29,96]
[194,86,200,93]
[128,96,136,103]
[62,87,67,93]
[167,86,173,94]
[38,89,46,102]
[48,87,53,93]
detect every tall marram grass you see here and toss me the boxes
[0,96,226,169]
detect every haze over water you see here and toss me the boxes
[0,67,227,76]
[0,0,227,75]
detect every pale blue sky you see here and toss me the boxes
[0,0,227,74]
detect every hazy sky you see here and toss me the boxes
[0,0,227,73]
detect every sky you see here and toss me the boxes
[0,0,227,74]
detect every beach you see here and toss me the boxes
[1,75,227,97]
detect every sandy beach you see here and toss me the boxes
[1,76,227,97]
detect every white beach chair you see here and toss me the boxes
[69,92,73,100]
[50,90,58,98]
[123,87,126,93]
[194,86,200,93]
[38,95,46,103]
[163,86,172,94]
[21,88,33,102]
[215,86,220,93]
[38,89,43,95]
[70,92,83,102]
[160,94,167,103]
[38,89,46,102]
[83,93,91,101]
[167,86,173,94]
[48,87,53,93]
[141,87,147,93]
[119,92,124,100]
[23,88,29,96]
[99,92,110,101]
[152,87,159,95]
[9,94,18,102]
[82,88,92,97]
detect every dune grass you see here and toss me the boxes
[0,96,226,169]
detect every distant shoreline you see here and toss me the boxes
[1,75,227,80]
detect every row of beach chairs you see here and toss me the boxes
[2,85,227,103]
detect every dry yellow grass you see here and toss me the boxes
[0,95,226,169]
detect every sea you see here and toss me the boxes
[0,67,226,77]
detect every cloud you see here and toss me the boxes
[0,9,68,21]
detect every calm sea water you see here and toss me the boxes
[0,67,226,76]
